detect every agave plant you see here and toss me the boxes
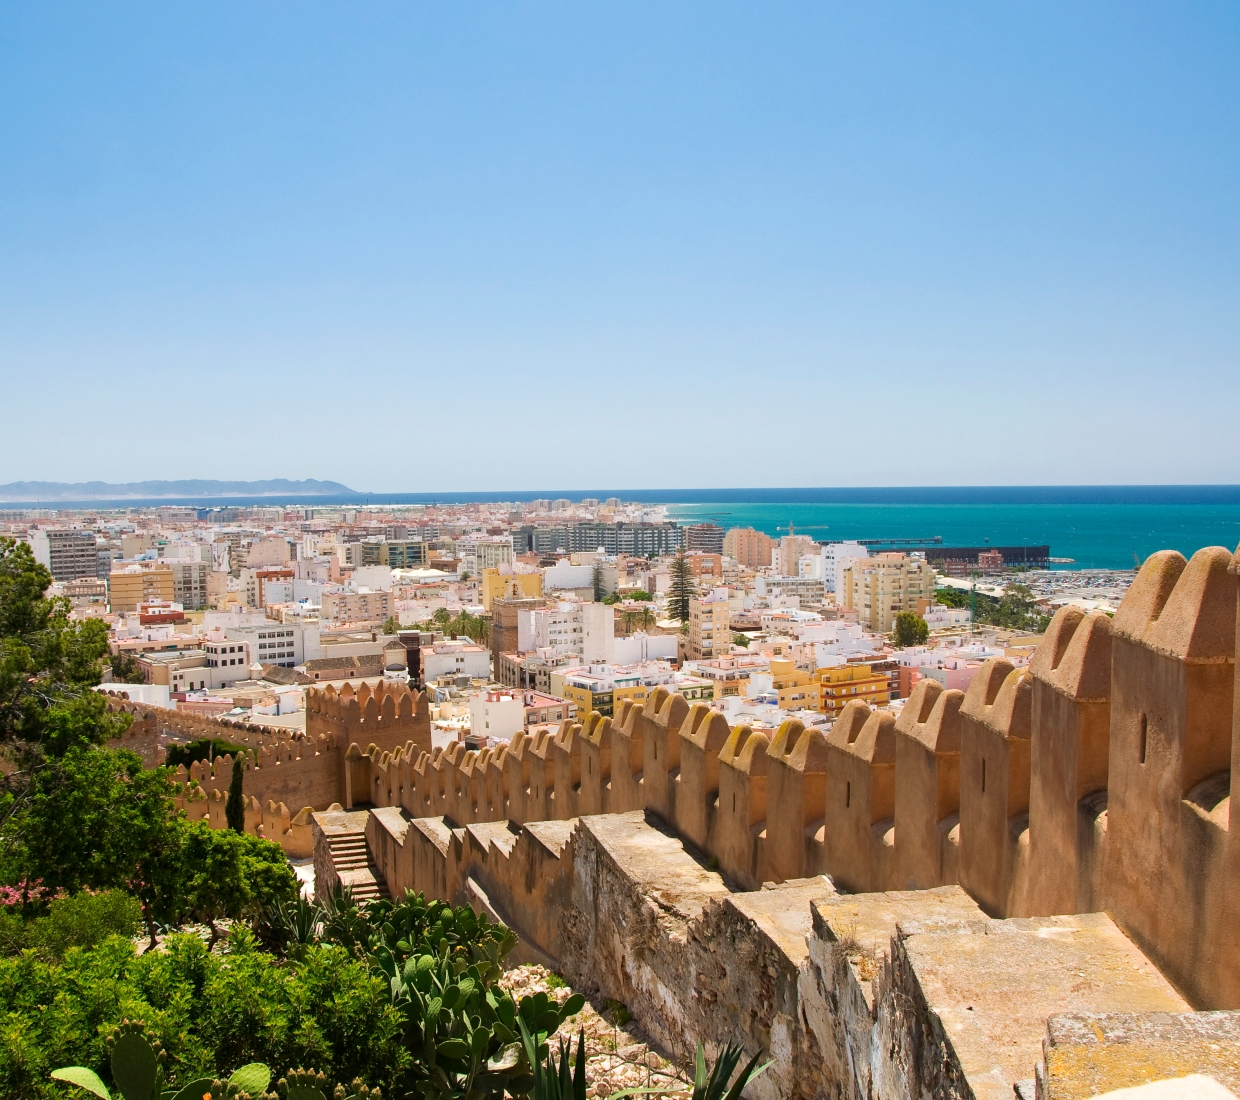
[686,1042,770,1100]
[50,1019,270,1100]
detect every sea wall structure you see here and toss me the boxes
[310,544,1240,1098]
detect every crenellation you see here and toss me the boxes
[959,658,1034,916]
[716,724,769,888]
[893,679,964,890]
[764,719,829,883]
[823,701,897,893]
[642,689,689,826]
[675,704,731,854]
[1106,546,1238,1007]
[1025,606,1116,919]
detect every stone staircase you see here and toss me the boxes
[325,830,389,903]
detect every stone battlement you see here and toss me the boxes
[340,543,1240,1008]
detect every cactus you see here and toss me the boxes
[50,1019,267,1100]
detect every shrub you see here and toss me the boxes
[0,932,409,1100]
[26,891,142,959]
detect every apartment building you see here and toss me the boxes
[109,561,175,612]
[722,527,775,570]
[777,534,818,577]
[684,523,725,554]
[756,574,827,610]
[822,541,869,593]
[422,639,491,681]
[686,654,769,698]
[321,590,391,624]
[471,536,513,576]
[514,522,683,557]
[688,588,732,660]
[29,529,99,581]
[380,540,428,568]
[748,658,822,711]
[169,560,210,610]
[839,552,938,633]
[224,621,318,668]
[815,662,891,717]
[515,600,614,663]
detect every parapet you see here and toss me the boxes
[893,680,965,890]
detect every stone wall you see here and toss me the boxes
[336,543,1240,1008]
[324,804,1240,1100]
[107,680,429,857]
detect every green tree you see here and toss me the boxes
[225,758,245,833]
[668,553,695,624]
[0,539,131,834]
[3,746,185,943]
[893,612,930,647]
[591,563,605,603]
[381,616,400,635]
[180,821,297,948]
[106,650,146,685]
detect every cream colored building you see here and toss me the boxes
[688,588,732,660]
[321,590,391,624]
[839,552,937,633]
[108,561,175,612]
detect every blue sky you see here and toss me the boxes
[1,2,1237,492]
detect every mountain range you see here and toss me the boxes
[0,479,356,502]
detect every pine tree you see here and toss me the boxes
[225,755,246,832]
[668,552,695,624]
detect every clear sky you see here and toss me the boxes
[1,3,1237,492]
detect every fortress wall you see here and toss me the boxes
[1102,546,1237,1007]
[609,697,646,809]
[346,806,1228,1100]
[958,658,1033,916]
[1025,606,1113,916]
[716,725,769,889]
[643,690,688,827]
[675,705,731,855]
[333,541,1240,1008]
[823,702,896,894]
[892,680,963,891]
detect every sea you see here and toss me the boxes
[665,497,1240,571]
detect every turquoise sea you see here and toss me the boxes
[665,502,1240,571]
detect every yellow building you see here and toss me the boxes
[815,663,891,717]
[560,680,648,718]
[688,590,731,660]
[839,553,937,633]
[108,561,175,612]
[768,658,823,711]
[481,568,543,612]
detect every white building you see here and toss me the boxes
[468,690,526,743]
[543,559,596,592]
[821,541,869,594]
[422,639,491,681]
[223,620,321,667]
[352,565,395,592]
[515,599,614,662]
[613,631,679,664]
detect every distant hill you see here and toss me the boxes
[0,479,356,502]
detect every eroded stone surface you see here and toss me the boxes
[878,914,1191,1100]
[1039,1012,1240,1100]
